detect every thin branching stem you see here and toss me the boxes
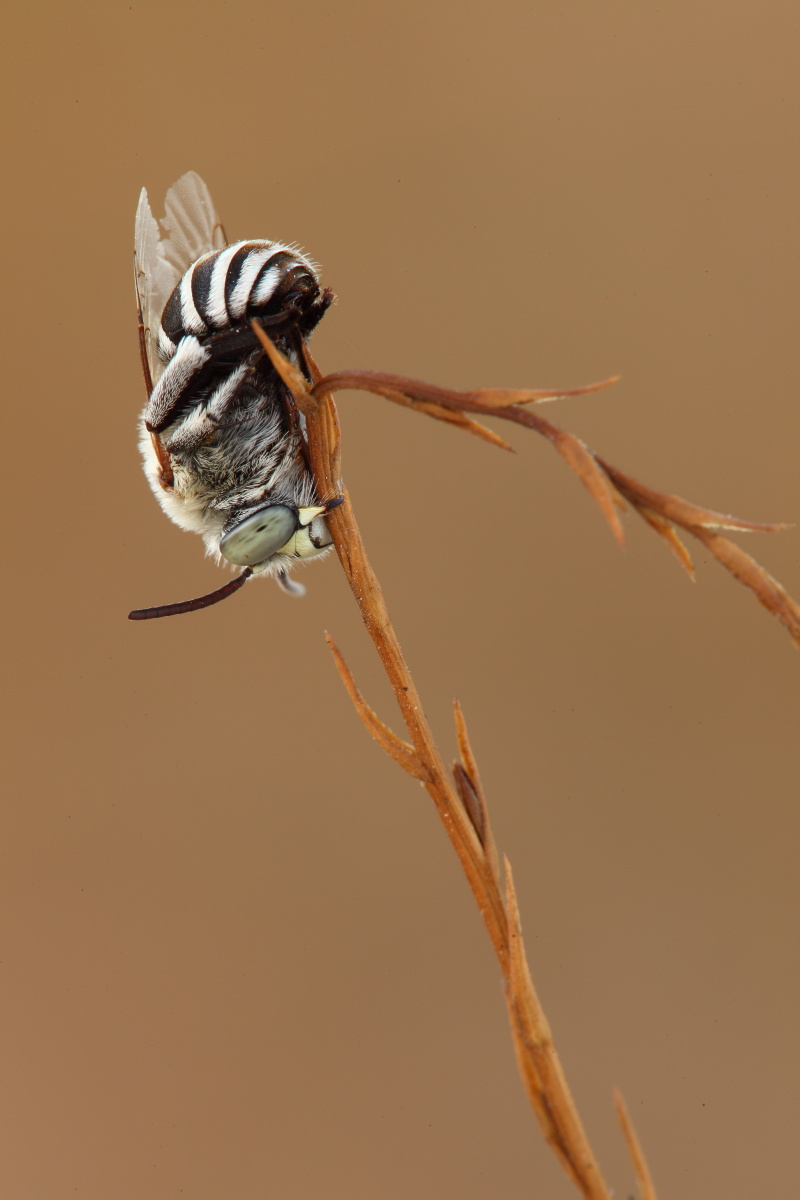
[252,322,624,1199]
[252,320,796,1196]
[308,363,800,648]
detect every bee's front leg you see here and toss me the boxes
[149,431,174,490]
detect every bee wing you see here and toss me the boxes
[134,172,228,389]
[134,187,175,389]
[161,170,228,274]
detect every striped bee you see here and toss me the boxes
[131,172,339,618]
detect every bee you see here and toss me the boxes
[130,172,340,619]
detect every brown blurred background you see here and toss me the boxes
[2,3,798,1197]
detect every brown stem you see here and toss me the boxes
[299,342,615,1200]
[614,1088,661,1200]
[302,350,511,973]
[307,363,800,648]
[248,321,674,1197]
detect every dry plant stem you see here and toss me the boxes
[504,858,611,1196]
[306,381,610,1199]
[252,323,623,1200]
[251,326,797,1193]
[613,1089,661,1200]
[310,369,800,648]
[307,395,511,976]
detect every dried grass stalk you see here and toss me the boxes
[614,1088,661,1200]
[254,322,799,1196]
[307,363,800,648]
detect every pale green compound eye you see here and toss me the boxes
[219,506,298,566]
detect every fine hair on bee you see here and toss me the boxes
[130,172,340,620]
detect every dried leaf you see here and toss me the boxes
[452,764,486,843]
[326,634,431,781]
[453,700,502,888]
[378,385,513,450]
[664,499,790,534]
[551,431,626,547]
[299,343,343,486]
[693,529,800,648]
[469,375,620,408]
[251,321,317,415]
[600,461,791,534]
[614,1089,660,1200]
[637,507,695,579]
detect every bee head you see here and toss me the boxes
[219,500,341,570]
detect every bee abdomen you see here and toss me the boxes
[160,240,320,350]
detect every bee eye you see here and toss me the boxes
[219,506,298,566]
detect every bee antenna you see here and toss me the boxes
[128,569,253,620]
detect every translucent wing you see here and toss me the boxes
[134,171,228,389]
[134,187,174,389]
[160,170,227,275]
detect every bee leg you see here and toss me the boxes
[144,335,212,434]
[275,570,306,597]
[149,431,174,489]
